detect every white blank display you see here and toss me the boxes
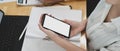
[43,15,70,37]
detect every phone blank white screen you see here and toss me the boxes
[43,15,70,37]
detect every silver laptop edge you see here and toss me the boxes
[0,10,4,24]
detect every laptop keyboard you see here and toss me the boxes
[0,16,28,51]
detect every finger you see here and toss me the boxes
[70,30,77,37]
[59,35,65,38]
[38,24,49,32]
[63,19,71,24]
[63,19,68,22]
[39,14,48,31]
[39,14,43,24]
[83,19,87,25]
[38,24,43,31]
[63,19,75,25]
[39,14,46,24]
[70,28,81,37]
[70,31,74,37]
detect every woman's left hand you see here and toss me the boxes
[38,14,64,39]
[38,14,86,51]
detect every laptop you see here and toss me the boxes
[0,10,29,51]
[0,10,4,24]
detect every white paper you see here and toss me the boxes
[22,6,82,51]
[19,6,71,40]
[26,7,82,39]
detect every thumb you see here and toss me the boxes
[63,19,76,26]
[63,19,72,24]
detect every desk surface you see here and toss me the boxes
[0,1,86,19]
[0,0,87,50]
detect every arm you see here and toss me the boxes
[39,24,86,51]
[38,14,87,51]
[99,40,120,51]
[51,35,85,51]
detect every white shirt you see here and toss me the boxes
[86,0,120,51]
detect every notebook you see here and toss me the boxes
[22,6,82,51]
[25,7,82,39]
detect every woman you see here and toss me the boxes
[87,0,120,51]
[39,0,120,51]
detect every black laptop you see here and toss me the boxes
[0,10,29,51]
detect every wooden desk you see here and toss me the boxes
[0,1,86,19]
[0,0,87,50]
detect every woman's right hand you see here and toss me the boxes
[63,19,87,37]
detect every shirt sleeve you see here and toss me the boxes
[111,17,120,35]
[100,48,109,51]
[100,41,120,51]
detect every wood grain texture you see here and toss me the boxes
[0,1,86,19]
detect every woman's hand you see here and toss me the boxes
[63,19,87,37]
[38,14,60,38]
[38,14,86,51]
[40,0,64,5]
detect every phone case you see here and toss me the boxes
[41,14,71,38]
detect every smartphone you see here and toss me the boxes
[42,14,71,38]
[0,10,4,24]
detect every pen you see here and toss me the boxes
[19,24,27,40]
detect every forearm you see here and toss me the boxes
[46,33,86,51]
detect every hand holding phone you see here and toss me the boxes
[41,14,71,38]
